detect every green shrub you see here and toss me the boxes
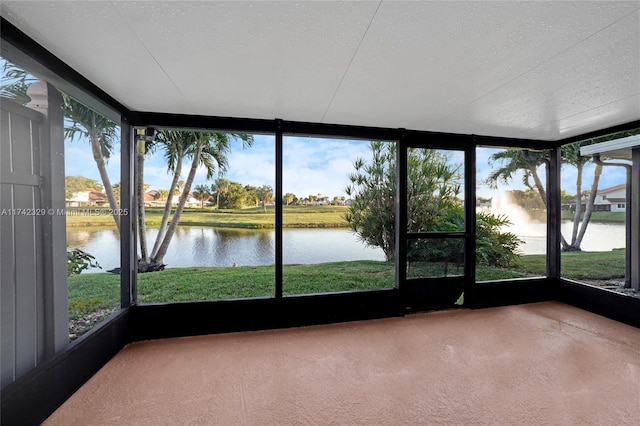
[476,211,523,268]
[67,248,101,276]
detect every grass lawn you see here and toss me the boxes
[561,211,626,223]
[65,205,349,228]
[66,206,626,228]
[68,250,626,338]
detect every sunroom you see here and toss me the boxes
[1,2,639,425]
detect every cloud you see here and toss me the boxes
[282,137,372,198]
[144,164,175,190]
[68,134,630,204]
[226,136,276,187]
[64,143,121,186]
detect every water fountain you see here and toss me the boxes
[486,192,546,254]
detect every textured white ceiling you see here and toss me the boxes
[2,1,639,141]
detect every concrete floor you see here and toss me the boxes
[44,302,640,425]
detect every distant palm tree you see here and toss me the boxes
[284,192,296,206]
[256,185,273,212]
[213,178,231,209]
[155,189,169,201]
[112,183,121,202]
[193,184,212,208]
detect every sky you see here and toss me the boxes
[65,134,629,201]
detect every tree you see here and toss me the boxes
[155,189,169,201]
[484,129,639,252]
[244,185,259,207]
[345,142,462,261]
[486,150,548,208]
[562,127,640,251]
[1,59,36,105]
[256,185,273,212]
[150,130,189,258]
[346,142,521,267]
[509,189,545,211]
[560,190,573,206]
[212,178,231,209]
[560,142,604,251]
[2,60,121,229]
[149,131,253,267]
[112,183,121,203]
[218,181,248,209]
[345,142,397,260]
[65,176,104,193]
[193,184,212,208]
[64,95,121,231]
[284,192,296,206]
[134,131,158,263]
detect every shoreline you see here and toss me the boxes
[65,221,350,229]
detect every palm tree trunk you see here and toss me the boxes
[574,164,602,248]
[152,145,202,265]
[569,165,583,248]
[90,134,120,232]
[151,157,182,258]
[137,150,149,263]
[531,169,547,208]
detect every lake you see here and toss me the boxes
[500,221,626,255]
[66,227,386,272]
[67,222,626,272]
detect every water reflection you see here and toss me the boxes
[66,227,385,272]
[515,221,625,254]
[67,222,625,272]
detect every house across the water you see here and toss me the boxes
[570,183,627,212]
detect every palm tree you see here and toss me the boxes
[1,60,36,104]
[112,183,121,202]
[213,178,231,209]
[485,133,637,252]
[150,131,253,267]
[256,185,273,212]
[155,189,169,201]
[150,130,190,258]
[284,193,296,206]
[560,143,605,251]
[193,184,211,208]
[560,131,640,252]
[134,130,158,263]
[485,150,548,207]
[64,95,121,232]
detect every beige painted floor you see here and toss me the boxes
[44,302,640,425]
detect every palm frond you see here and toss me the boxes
[1,60,37,104]
[62,94,118,158]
